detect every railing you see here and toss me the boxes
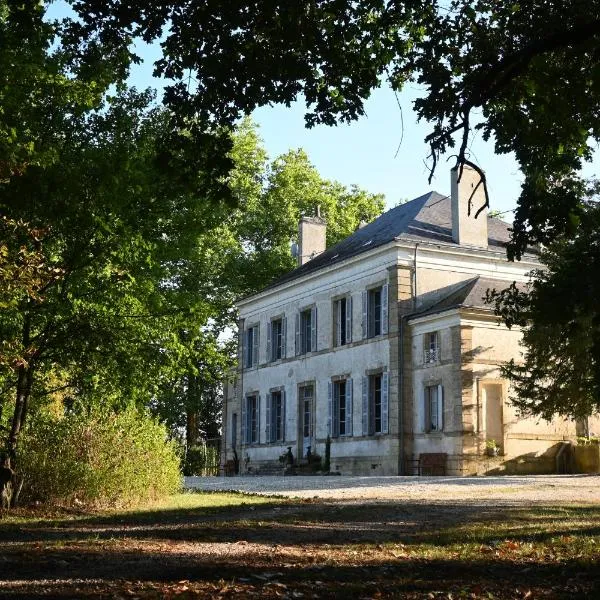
[423,347,441,364]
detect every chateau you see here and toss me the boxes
[222,166,587,475]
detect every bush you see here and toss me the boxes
[18,406,181,507]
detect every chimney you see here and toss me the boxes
[298,215,326,266]
[451,164,488,248]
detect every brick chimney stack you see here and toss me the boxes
[298,214,326,266]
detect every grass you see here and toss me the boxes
[0,492,598,598]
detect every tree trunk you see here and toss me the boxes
[1,313,34,508]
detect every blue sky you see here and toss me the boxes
[52,2,596,217]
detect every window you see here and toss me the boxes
[301,385,313,439]
[266,389,285,443]
[424,331,440,364]
[328,378,353,437]
[242,394,259,444]
[362,284,388,339]
[295,306,317,355]
[425,384,444,432]
[362,372,389,435]
[334,296,352,346]
[267,317,286,362]
[244,324,259,368]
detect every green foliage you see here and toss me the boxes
[70,1,600,257]
[488,192,600,420]
[18,405,181,507]
[183,444,219,476]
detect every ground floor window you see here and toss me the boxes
[425,384,444,432]
[362,372,389,435]
[329,379,353,437]
[266,389,285,443]
[243,394,259,444]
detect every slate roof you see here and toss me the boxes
[266,191,516,291]
[408,276,514,320]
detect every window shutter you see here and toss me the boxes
[243,330,249,369]
[282,389,286,441]
[327,382,333,437]
[266,322,272,362]
[438,384,444,431]
[381,284,389,335]
[346,378,353,436]
[362,376,369,436]
[295,313,300,355]
[257,394,261,444]
[241,396,247,444]
[252,326,259,367]
[311,306,317,352]
[265,393,272,443]
[335,300,342,347]
[361,290,368,338]
[346,295,353,343]
[382,372,389,434]
[282,317,287,358]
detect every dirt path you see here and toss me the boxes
[185,473,600,503]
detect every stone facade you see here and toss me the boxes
[221,174,599,476]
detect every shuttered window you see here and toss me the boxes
[244,325,259,368]
[329,378,353,438]
[242,394,259,444]
[362,284,389,339]
[267,317,286,362]
[334,296,352,347]
[265,390,286,443]
[362,373,389,435]
[425,384,444,432]
[296,306,317,355]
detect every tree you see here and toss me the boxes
[153,119,385,444]
[69,0,600,258]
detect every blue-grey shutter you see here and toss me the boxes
[382,372,389,434]
[346,296,352,343]
[438,384,444,431]
[362,290,368,338]
[335,300,342,347]
[346,378,353,436]
[265,393,272,443]
[257,394,261,444]
[241,396,247,444]
[362,376,369,436]
[381,284,389,335]
[311,306,317,352]
[282,317,287,358]
[243,329,249,369]
[327,382,333,437]
[282,389,286,441]
[252,326,259,367]
[266,322,272,362]
[424,387,431,432]
[295,313,300,355]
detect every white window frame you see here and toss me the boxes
[362,372,389,435]
[243,324,259,368]
[362,284,388,339]
[423,331,441,365]
[265,388,286,443]
[333,295,352,347]
[267,316,286,362]
[295,305,317,355]
[424,384,444,433]
[327,378,353,438]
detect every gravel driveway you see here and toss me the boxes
[185,474,600,503]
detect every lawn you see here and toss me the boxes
[0,492,598,598]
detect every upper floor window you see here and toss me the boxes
[424,331,440,364]
[295,306,317,355]
[425,384,444,433]
[333,296,352,347]
[362,372,389,435]
[242,393,259,444]
[244,324,259,368]
[267,317,286,362]
[362,284,388,339]
[328,378,353,437]
[266,389,285,443]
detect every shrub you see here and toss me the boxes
[18,406,181,507]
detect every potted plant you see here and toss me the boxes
[485,439,500,457]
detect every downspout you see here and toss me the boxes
[413,243,419,311]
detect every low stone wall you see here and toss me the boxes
[574,445,600,473]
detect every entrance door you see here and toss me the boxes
[299,384,314,459]
[484,383,504,449]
